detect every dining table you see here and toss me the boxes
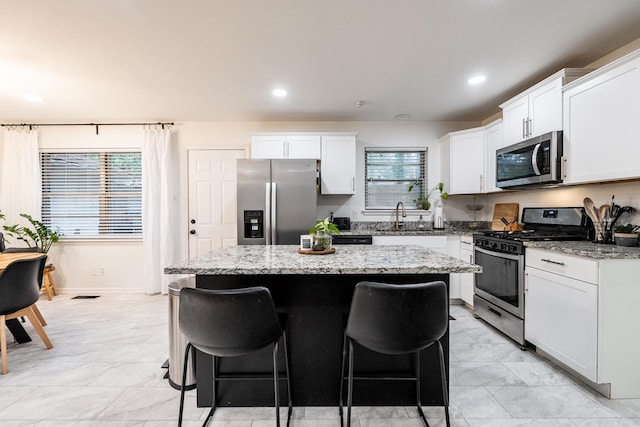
[0,252,48,343]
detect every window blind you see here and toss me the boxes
[41,152,142,237]
[365,148,427,209]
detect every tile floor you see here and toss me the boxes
[1,294,640,426]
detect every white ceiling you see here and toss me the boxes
[2,0,640,123]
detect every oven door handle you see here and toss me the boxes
[475,246,522,261]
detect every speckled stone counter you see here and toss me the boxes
[166,244,476,408]
[165,244,481,275]
[525,240,640,260]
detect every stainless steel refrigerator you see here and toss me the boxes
[237,159,318,245]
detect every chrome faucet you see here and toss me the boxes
[394,201,406,230]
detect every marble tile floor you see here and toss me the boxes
[1,294,640,426]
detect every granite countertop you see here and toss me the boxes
[165,244,482,275]
[340,229,482,237]
[525,240,640,260]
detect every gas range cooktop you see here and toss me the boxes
[474,207,592,254]
[478,229,588,242]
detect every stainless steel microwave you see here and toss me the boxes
[496,131,563,189]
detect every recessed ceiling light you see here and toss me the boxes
[394,113,410,120]
[272,88,287,97]
[24,94,43,103]
[468,75,486,85]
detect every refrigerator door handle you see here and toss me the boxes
[265,182,272,245]
[271,182,277,244]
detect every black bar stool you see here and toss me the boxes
[339,281,450,427]
[177,286,292,427]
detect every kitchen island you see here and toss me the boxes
[166,244,480,407]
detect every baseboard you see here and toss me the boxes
[52,287,147,295]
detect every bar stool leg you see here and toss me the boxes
[272,341,281,427]
[282,331,293,426]
[338,331,348,426]
[201,356,217,427]
[178,343,192,427]
[346,339,355,427]
[437,341,450,427]
[415,351,430,427]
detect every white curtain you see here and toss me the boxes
[0,127,41,232]
[142,126,178,294]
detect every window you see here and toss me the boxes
[365,148,427,209]
[41,151,142,237]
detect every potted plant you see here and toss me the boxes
[309,217,340,251]
[613,223,639,247]
[3,213,60,253]
[407,181,449,210]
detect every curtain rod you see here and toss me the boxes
[0,121,175,135]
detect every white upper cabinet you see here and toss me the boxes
[321,135,356,195]
[440,127,486,195]
[251,135,321,159]
[563,49,640,185]
[500,69,591,146]
[484,119,503,193]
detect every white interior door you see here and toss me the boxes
[188,149,245,257]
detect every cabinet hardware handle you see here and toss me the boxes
[522,118,526,139]
[527,118,532,138]
[488,306,502,317]
[479,174,483,191]
[352,177,355,192]
[541,258,566,266]
[561,156,567,178]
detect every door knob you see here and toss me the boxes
[189,230,196,235]
[190,219,196,224]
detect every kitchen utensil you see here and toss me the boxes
[599,205,610,222]
[491,203,519,230]
[501,217,510,226]
[583,198,599,223]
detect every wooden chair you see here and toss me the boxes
[42,265,58,300]
[0,255,54,374]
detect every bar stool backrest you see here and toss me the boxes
[179,286,283,357]
[346,281,448,355]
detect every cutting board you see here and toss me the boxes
[491,203,520,230]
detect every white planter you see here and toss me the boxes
[614,232,639,247]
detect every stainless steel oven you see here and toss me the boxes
[472,207,591,347]
[473,242,526,345]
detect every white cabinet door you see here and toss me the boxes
[525,267,598,381]
[449,129,485,194]
[502,95,529,145]
[251,135,321,159]
[372,235,447,253]
[484,120,502,193]
[528,78,563,137]
[563,52,640,184]
[251,136,286,159]
[286,135,321,159]
[321,135,356,195]
[459,238,474,306]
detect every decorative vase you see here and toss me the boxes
[614,232,639,247]
[312,233,332,251]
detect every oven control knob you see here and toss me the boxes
[509,245,518,252]
[490,242,497,249]
[500,243,508,251]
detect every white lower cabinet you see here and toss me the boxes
[525,265,598,381]
[372,235,457,298]
[525,248,640,398]
[459,236,474,307]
